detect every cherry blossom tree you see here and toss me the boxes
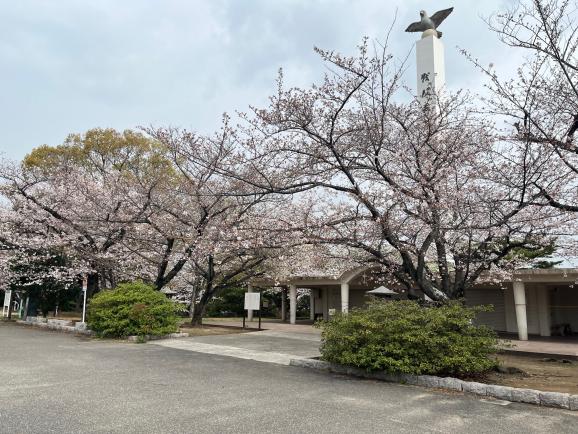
[1,127,295,324]
[479,0,578,213]
[3,4,572,316]
[143,124,304,324]
[0,128,169,294]
[202,39,558,301]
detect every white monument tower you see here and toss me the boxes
[405,8,453,101]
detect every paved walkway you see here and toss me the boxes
[179,319,578,362]
[205,319,578,357]
[151,328,321,365]
[203,317,321,335]
[505,337,578,358]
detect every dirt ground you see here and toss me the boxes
[483,353,578,394]
[178,323,250,337]
[48,312,82,321]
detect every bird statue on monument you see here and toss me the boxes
[405,8,454,38]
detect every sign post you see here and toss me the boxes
[81,275,88,324]
[2,290,12,318]
[243,291,262,330]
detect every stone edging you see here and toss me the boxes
[289,358,578,411]
[16,319,189,342]
[16,319,94,336]
[16,318,190,342]
[127,332,189,342]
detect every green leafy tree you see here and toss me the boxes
[204,286,246,317]
[2,128,174,294]
[8,249,81,317]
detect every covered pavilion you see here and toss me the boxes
[248,264,578,343]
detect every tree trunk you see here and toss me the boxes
[190,255,214,327]
[188,286,198,319]
[22,297,30,321]
[190,301,206,326]
[190,285,214,327]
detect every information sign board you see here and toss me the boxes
[244,292,260,311]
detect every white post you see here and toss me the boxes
[289,284,297,325]
[309,290,315,321]
[537,287,551,337]
[340,282,349,314]
[416,33,445,101]
[513,281,528,341]
[2,289,11,317]
[81,275,88,324]
[247,284,254,322]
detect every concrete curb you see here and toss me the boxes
[16,319,94,336]
[127,332,189,342]
[289,358,578,411]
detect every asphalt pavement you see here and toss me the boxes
[1,322,577,433]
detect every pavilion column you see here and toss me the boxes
[513,281,528,341]
[281,288,287,322]
[341,282,349,314]
[289,284,297,325]
[309,290,315,321]
[537,286,551,337]
[247,284,254,322]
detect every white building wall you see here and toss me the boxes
[349,289,369,309]
[319,287,371,318]
[467,285,548,335]
[465,288,507,331]
[313,281,576,336]
[329,287,340,313]
[526,285,540,335]
[504,288,517,333]
[551,287,578,332]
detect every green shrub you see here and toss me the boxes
[205,287,246,317]
[87,281,183,338]
[317,299,499,376]
[204,287,280,318]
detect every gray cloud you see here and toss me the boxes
[0,0,518,160]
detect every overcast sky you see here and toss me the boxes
[0,0,518,160]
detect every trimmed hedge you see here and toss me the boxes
[317,300,499,376]
[87,281,182,338]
